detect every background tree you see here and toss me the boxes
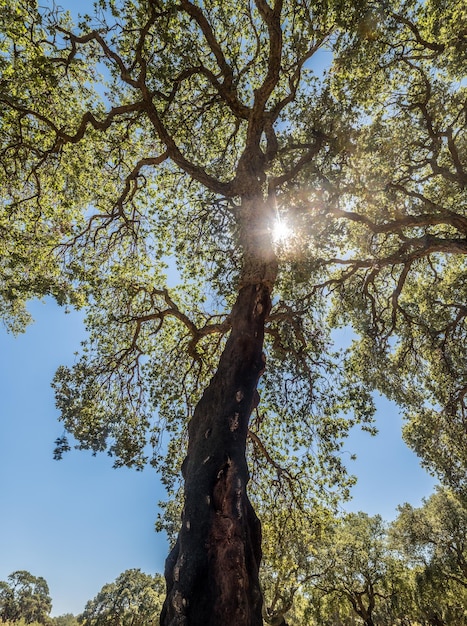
[78,569,164,626]
[308,513,399,626]
[0,571,52,625]
[258,500,326,625]
[0,622,52,626]
[390,488,467,591]
[411,566,467,626]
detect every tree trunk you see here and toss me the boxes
[160,280,272,626]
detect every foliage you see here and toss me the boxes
[320,0,467,497]
[1,614,79,626]
[0,0,96,333]
[0,571,52,625]
[258,499,330,624]
[0,621,51,626]
[0,0,463,502]
[411,565,467,626]
[78,569,164,626]
[0,0,384,508]
[390,487,467,590]
[51,616,79,626]
[282,505,467,625]
[305,512,400,626]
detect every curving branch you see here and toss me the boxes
[328,205,467,238]
[247,428,295,484]
[390,11,445,53]
[326,235,467,273]
[0,97,145,149]
[270,134,327,188]
[42,26,238,197]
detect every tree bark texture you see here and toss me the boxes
[161,281,272,626]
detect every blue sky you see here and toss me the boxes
[0,299,436,616]
[0,301,168,616]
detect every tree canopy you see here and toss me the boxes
[0,571,52,625]
[391,487,467,591]
[1,0,466,623]
[78,569,164,626]
[326,0,467,497]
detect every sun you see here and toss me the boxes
[272,218,292,244]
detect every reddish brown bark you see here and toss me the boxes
[161,281,272,626]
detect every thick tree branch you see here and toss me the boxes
[267,32,333,126]
[329,206,467,237]
[53,27,238,197]
[0,98,145,148]
[390,11,445,52]
[270,135,327,187]
[178,0,251,120]
[248,428,294,483]
[245,0,283,148]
